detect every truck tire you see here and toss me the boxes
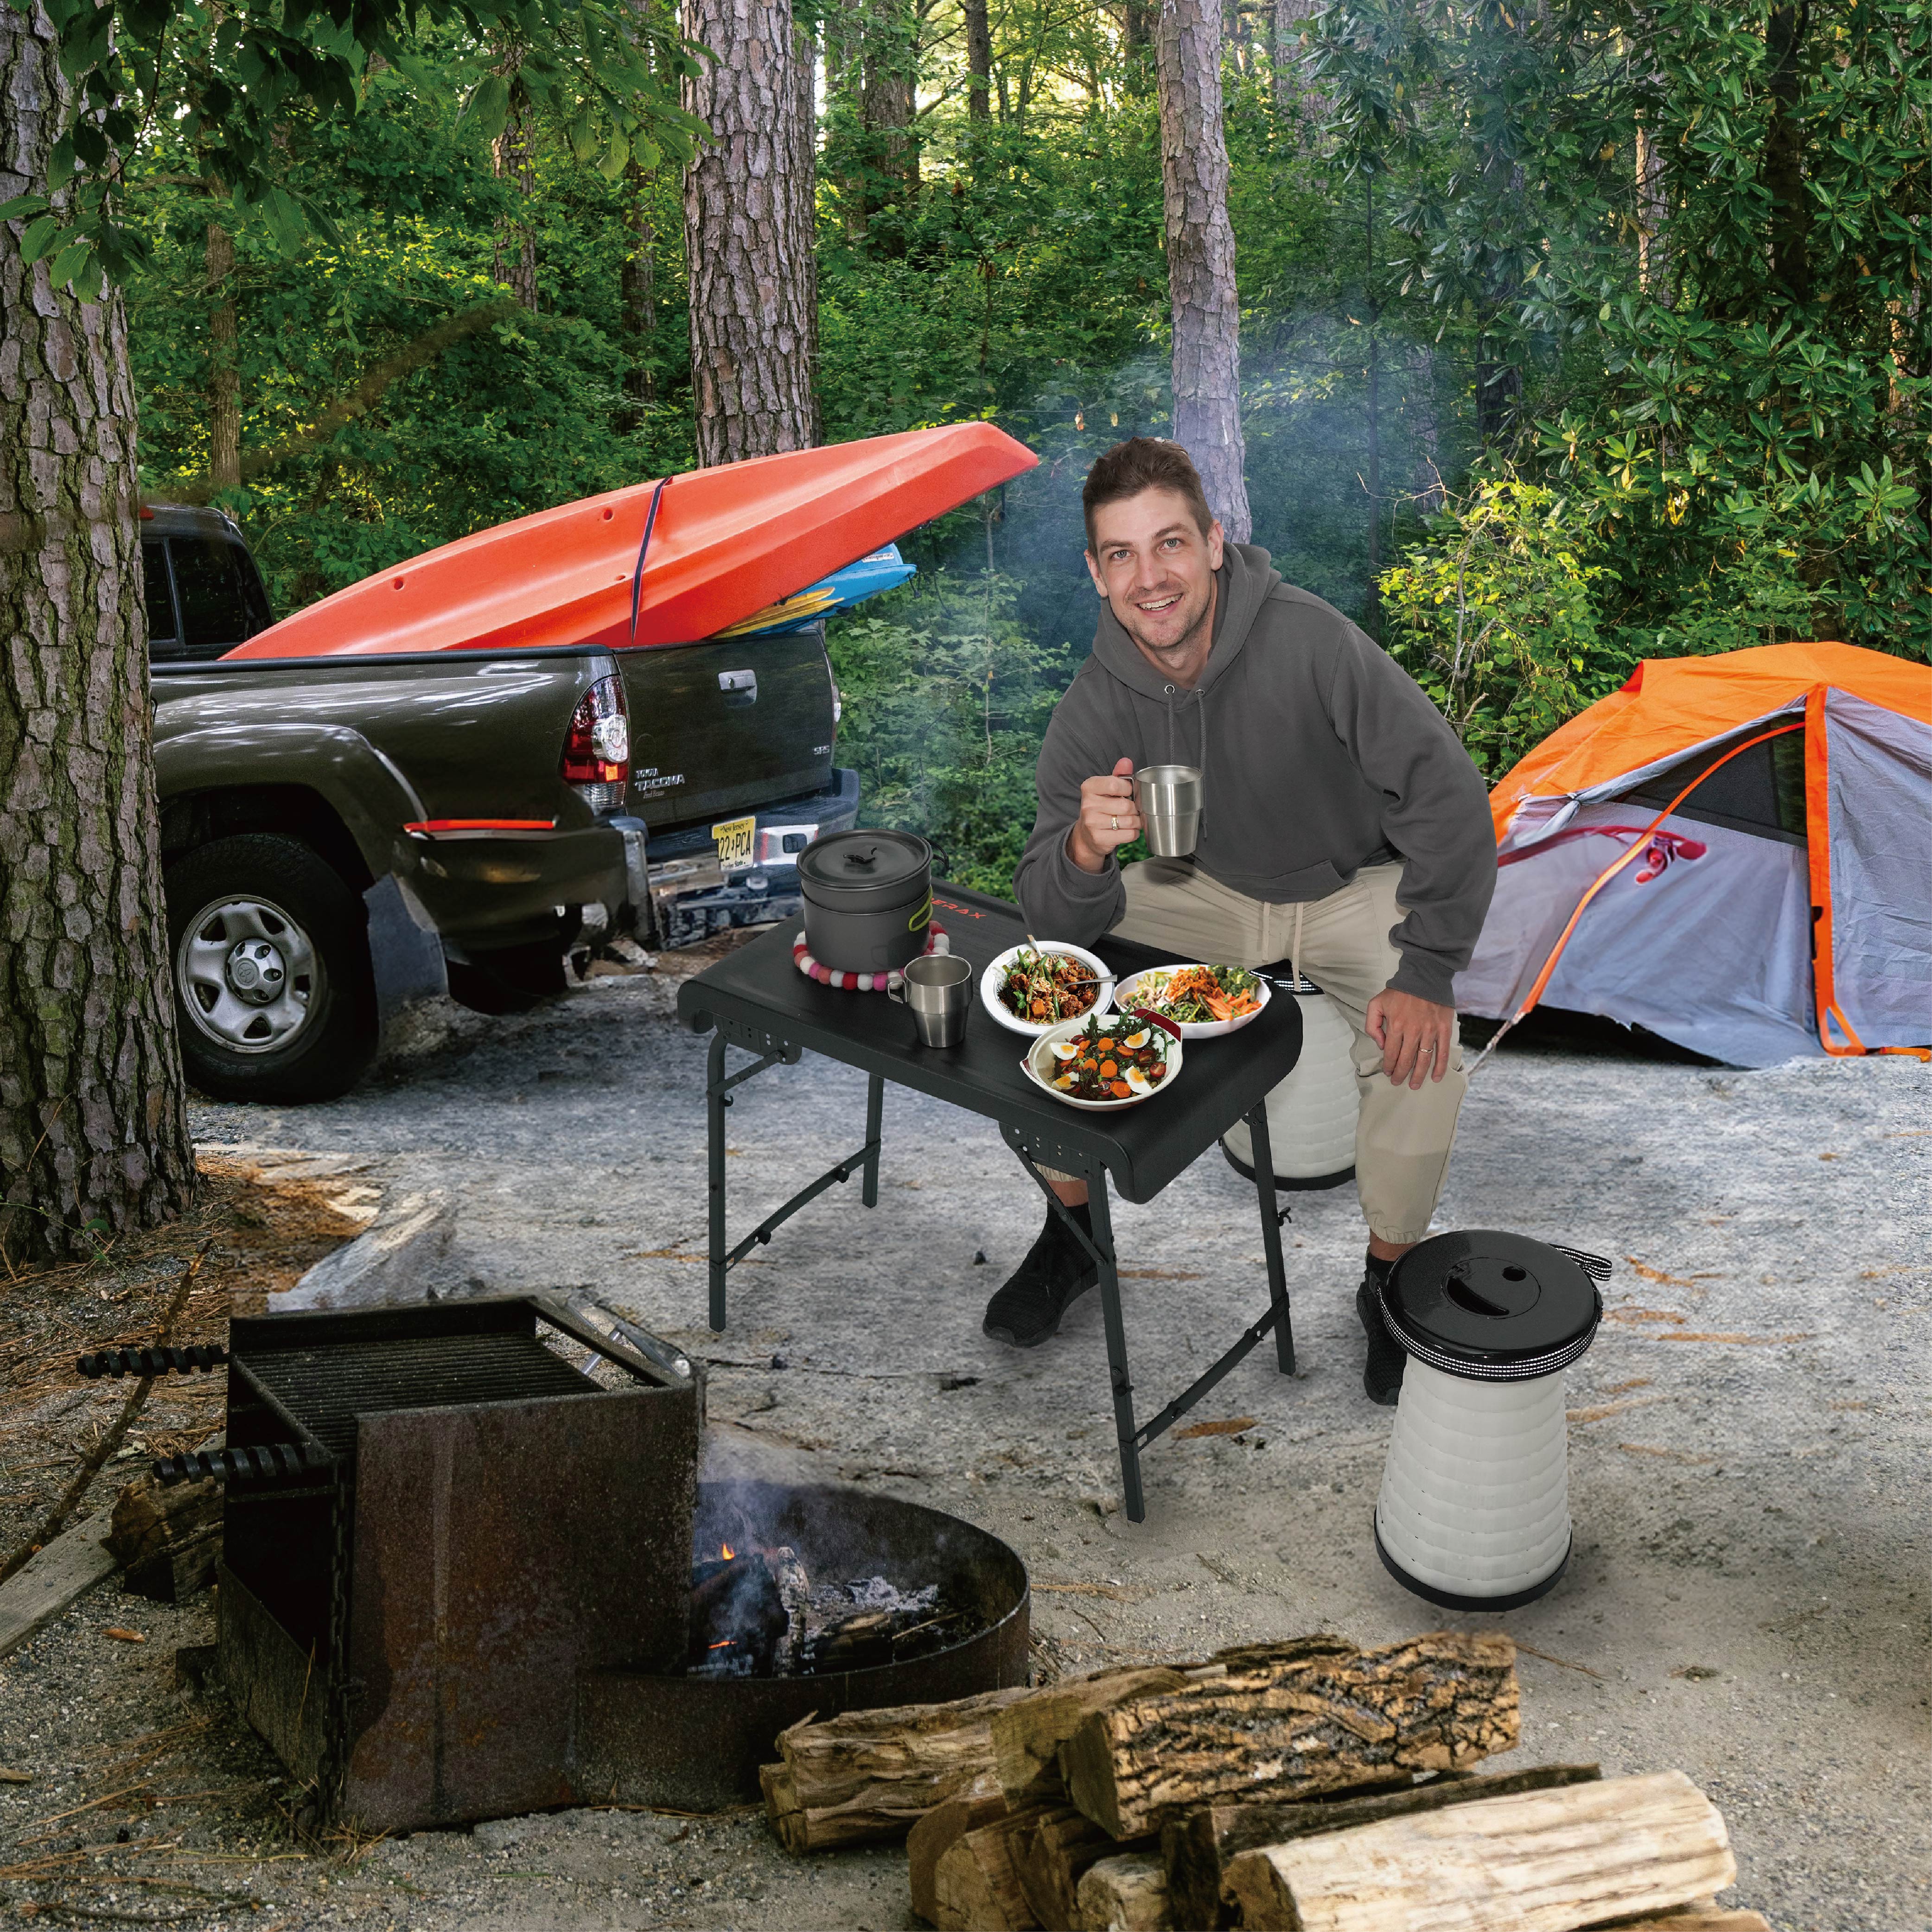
[165,835,378,1103]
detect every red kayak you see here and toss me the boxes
[223,422,1037,660]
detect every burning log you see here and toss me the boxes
[1160,1761,1603,1930]
[909,1773,1008,1925]
[1062,1631,1519,1840]
[1073,1852,1169,1932]
[761,1685,1034,1852]
[688,1550,789,1673]
[1223,1770,1734,1932]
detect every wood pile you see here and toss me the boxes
[759,1629,1773,1932]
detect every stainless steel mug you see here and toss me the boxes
[1135,764,1203,858]
[888,952,974,1047]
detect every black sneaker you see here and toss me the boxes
[1358,1253,1406,1406]
[982,1206,1099,1348]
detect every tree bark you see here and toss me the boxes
[1268,0,1321,126]
[793,7,822,444]
[682,0,819,463]
[204,211,240,494]
[491,57,539,313]
[1156,0,1251,541]
[1761,1,1811,305]
[1161,1762,1602,1931]
[1634,114,1671,304]
[1123,0,1154,96]
[1224,1771,1734,1932]
[619,160,657,426]
[1062,1632,1519,1839]
[0,0,195,1270]
[965,0,992,120]
[861,0,919,218]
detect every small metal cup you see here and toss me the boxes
[1135,764,1203,858]
[888,952,974,1048]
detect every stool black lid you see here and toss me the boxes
[1381,1230,1606,1382]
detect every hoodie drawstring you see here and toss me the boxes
[1161,684,1210,834]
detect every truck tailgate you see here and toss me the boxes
[620,629,834,833]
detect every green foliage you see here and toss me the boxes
[1378,477,1623,779]
[11,0,701,296]
[826,561,1074,893]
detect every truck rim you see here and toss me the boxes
[175,894,323,1055]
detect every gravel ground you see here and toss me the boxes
[4,935,1926,1930]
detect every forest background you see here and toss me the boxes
[128,0,1930,893]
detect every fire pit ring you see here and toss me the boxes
[574,1480,1030,1810]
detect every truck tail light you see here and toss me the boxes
[562,672,629,813]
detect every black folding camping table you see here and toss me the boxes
[675,882,1307,1522]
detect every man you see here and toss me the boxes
[994,437,1496,1403]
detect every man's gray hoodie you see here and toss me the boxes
[1012,543,1496,1007]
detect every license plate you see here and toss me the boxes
[712,815,756,870]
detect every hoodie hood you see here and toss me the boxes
[1089,542,1283,702]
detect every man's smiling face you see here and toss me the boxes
[1084,486,1225,685]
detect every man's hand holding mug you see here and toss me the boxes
[1067,757,1142,874]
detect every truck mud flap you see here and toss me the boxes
[364,874,449,1032]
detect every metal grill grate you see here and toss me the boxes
[242,1332,599,1459]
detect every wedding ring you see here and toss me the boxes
[1111,816,1119,830]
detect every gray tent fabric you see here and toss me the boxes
[1457,804,1817,1067]
[1823,689,1932,1046]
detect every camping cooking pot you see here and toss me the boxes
[798,829,932,975]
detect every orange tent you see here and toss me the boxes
[1461,644,1932,1066]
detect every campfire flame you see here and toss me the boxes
[721,1543,734,1560]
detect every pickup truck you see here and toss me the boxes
[144,503,859,1103]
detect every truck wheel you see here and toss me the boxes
[165,835,378,1103]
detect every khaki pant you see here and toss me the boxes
[1045,859,1466,1245]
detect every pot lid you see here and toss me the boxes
[798,829,931,907]
[1381,1230,1603,1381]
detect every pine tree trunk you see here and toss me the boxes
[682,0,818,463]
[965,0,992,121]
[0,0,195,1270]
[491,63,539,313]
[1269,0,1321,127]
[1634,115,1671,304]
[1156,0,1251,541]
[861,0,919,219]
[1762,3,1810,306]
[1123,0,1153,96]
[619,161,657,427]
[204,213,241,494]
[792,9,822,442]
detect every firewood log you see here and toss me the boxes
[762,1686,1033,1852]
[1613,1913,1771,1932]
[1063,1631,1518,1840]
[106,1476,221,1604]
[1074,1853,1170,1932]
[1013,1804,1144,1931]
[990,1666,1192,1805]
[1161,1761,1601,1930]
[933,1810,1049,1931]
[1223,1770,1734,1932]
[911,1773,1008,1925]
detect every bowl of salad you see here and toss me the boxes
[1021,1008,1183,1111]
[1111,962,1269,1039]
[982,941,1115,1036]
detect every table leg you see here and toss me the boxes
[861,1073,884,1208]
[707,1032,729,1332]
[1245,1099,1296,1374]
[1086,1179,1147,1524]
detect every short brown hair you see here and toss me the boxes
[1082,438,1214,548]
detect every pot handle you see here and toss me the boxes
[886,979,907,1005]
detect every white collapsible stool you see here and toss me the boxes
[1374,1232,1607,1612]
[1221,977,1358,1191]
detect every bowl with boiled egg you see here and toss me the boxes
[1020,1007,1184,1112]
